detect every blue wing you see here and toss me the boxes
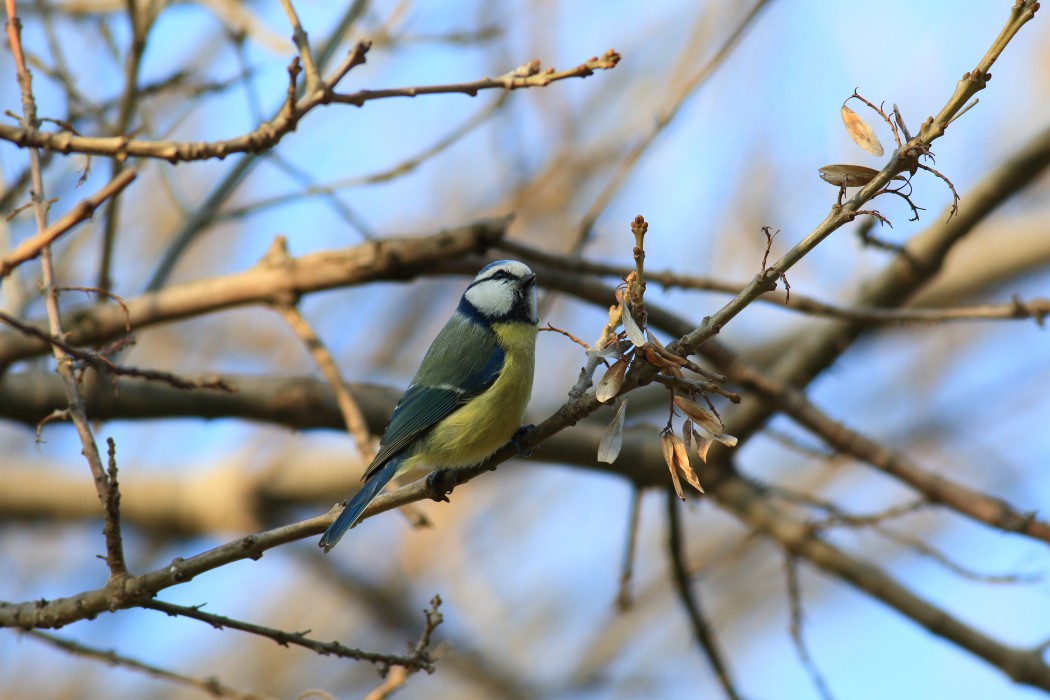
[362,322,505,481]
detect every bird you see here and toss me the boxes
[319,260,539,552]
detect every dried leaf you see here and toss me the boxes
[596,355,629,403]
[597,400,628,463]
[596,339,628,361]
[660,433,684,500]
[671,433,704,494]
[673,395,724,435]
[713,433,738,447]
[678,463,704,494]
[645,343,687,368]
[818,164,880,187]
[694,431,714,463]
[621,298,646,347]
[841,104,884,156]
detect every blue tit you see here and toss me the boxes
[320,260,538,552]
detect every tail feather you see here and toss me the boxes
[319,460,400,553]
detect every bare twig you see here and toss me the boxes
[4,0,113,551]
[279,0,320,91]
[0,309,235,393]
[0,47,620,163]
[101,437,128,578]
[145,599,437,673]
[500,240,1050,327]
[0,169,137,279]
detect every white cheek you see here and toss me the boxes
[528,287,538,323]
[465,280,513,316]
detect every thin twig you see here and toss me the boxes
[572,1,770,248]
[26,630,274,700]
[784,556,834,700]
[145,599,437,673]
[262,237,372,452]
[499,240,1050,326]
[0,309,235,393]
[0,47,620,163]
[614,488,642,611]
[97,0,152,293]
[0,169,137,279]
[665,491,741,700]
[279,0,320,91]
[101,437,128,578]
[4,0,114,543]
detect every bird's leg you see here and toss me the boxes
[425,469,454,502]
[512,424,536,457]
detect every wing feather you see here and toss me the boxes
[362,319,505,480]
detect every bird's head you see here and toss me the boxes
[460,260,537,325]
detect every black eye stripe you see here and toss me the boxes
[475,269,517,284]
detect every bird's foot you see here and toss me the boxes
[426,469,454,503]
[512,424,536,457]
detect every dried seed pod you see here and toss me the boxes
[598,399,628,463]
[596,355,629,403]
[621,298,646,347]
[672,436,704,494]
[841,104,884,156]
[660,432,685,500]
[818,164,881,187]
[672,395,725,435]
[693,428,715,463]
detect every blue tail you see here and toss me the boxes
[319,460,400,552]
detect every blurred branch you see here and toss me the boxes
[784,556,834,700]
[665,492,741,700]
[0,306,237,392]
[499,240,1050,326]
[614,488,642,611]
[0,216,512,366]
[25,630,275,700]
[143,0,376,291]
[4,0,123,584]
[145,598,439,674]
[572,0,771,248]
[265,237,373,454]
[725,116,1050,447]
[533,268,1050,546]
[301,553,535,700]
[713,472,1050,691]
[219,93,510,222]
[96,0,153,292]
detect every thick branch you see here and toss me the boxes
[0,217,511,366]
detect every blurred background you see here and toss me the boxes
[1,1,1049,698]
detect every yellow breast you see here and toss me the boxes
[409,321,536,470]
